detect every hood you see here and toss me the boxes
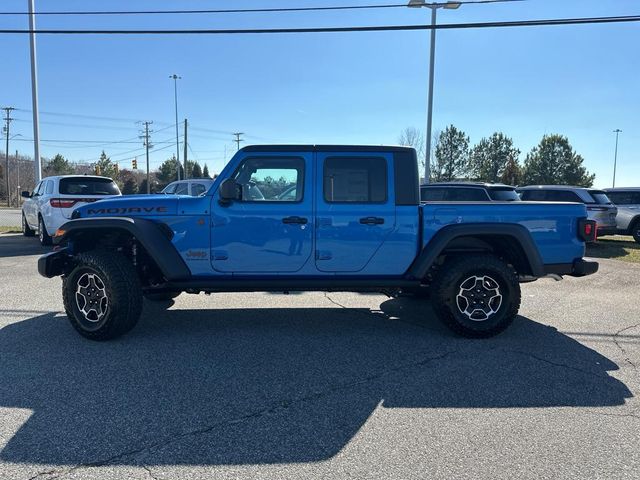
[73,194,180,218]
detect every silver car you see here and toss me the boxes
[517,185,618,237]
[604,187,640,243]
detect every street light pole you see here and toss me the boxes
[408,1,461,183]
[170,74,181,181]
[28,0,42,183]
[612,129,621,188]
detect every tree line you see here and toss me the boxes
[399,125,595,187]
[39,151,215,194]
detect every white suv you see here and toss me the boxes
[21,175,121,245]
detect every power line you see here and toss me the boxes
[0,15,637,34]
[0,1,523,17]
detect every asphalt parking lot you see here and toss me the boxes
[0,233,638,480]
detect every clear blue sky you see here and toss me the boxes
[0,0,638,187]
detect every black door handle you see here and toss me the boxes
[359,216,385,225]
[282,216,308,224]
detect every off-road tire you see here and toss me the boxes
[431,254,520,338]
[63,250,143,341]
[38,216,52,246]
[144,292,181,302]
[22,213,35,237]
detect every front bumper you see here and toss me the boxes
[37,248,71,278]
[544,259,599,278]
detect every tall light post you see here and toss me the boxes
[28,0,42,183]
[169,74,181,180]
[408,1,461,183]
[612,129,621,188]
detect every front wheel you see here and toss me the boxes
[63,250,143,340]
[22,213,35,237]
[430,254,521,338]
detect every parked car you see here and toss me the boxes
[421,182,520,202]
[21,175,121,245]
[603,187,640,243]
[161,179,215,197]
[39,145,597,341]
[517,185,617,237]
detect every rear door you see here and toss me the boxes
[315,152,395,272]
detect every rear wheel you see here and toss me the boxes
[22,213,35,237]
[631,222,640,244]
[430,254,520,338]
[63,250,143,340]
[38,216,52,246]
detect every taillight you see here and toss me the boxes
[50,198,77,208]
[578,219,597,242]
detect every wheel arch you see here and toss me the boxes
[56,217,190,281]
[406,223,545,279]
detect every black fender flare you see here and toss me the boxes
[55,217,191,281]
[406,223,545,279]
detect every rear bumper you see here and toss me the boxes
[544,259,599,278]
[596,226,618,237]
[37,248,71,278]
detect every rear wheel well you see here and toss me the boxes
[64,229,166,287]
[435,234,534,277]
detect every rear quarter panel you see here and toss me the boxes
[421,202,587,265]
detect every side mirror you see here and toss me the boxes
[218,178,241,204]
[21,191,30,198]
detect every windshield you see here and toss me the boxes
[587,190,612,205]
[488,188,520,201]
[59,177,120,195]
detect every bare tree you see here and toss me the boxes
[398,127,425,169]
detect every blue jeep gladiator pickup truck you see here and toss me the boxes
[38,145,598,340]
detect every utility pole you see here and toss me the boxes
[233,132,244,151]
[3,107,15,207]
[183,119,188,179]
[28,0,42,182]
[612,129,622,188]
[169,74,181,180]
[16,150,20,207]
[139,121,153,194]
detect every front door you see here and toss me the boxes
[315,152,395,272]
[211,153,313,273]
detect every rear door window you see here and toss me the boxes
[190,183,207,196]
[59,177,120,195]
[323,157,386,203]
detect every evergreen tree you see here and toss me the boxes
[432,125,470,181]
[94,151,118,179]
[156,156,184,185]
[45,154,74,176]
[470,133,520,183]
[203,164,210,178]
[191,162,203,178]
[522,134,594,187]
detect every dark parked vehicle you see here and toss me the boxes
[517,186,617,237]
[420,182,520,202]
[604,187,640,243]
